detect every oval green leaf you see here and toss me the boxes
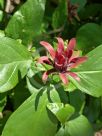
[65,115,94,136]
[47,103,75,124]
[5,0,46,45]
[0,37,31,93]
[56,115,94,136]
[76,23,102,53]
[2,88,62,136]
[70,44,102,97]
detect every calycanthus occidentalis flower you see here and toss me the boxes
[38,37,87,85]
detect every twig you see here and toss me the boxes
[47,25,64,35]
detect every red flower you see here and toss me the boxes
[38,37,87,85]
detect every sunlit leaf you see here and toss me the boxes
[5,0,46,45]
[0,37,31,93]
[2,87,65,136]
[47,103,75,124]
[70,44,102,97]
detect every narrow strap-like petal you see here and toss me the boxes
[65,49,73,59]
[69,51,80,62]
[67,38,76,51]
[38,56,52,65]
[70,56,88,69]
[59,73,69,85]
[42,69,56,82]
[66,38,76,59]
[68,72,80,81]
[40,41,55,59]
[56,37,64,53]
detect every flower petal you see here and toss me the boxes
[69,51,80,62]
[66,38,76,59]
[55,62,63,71]
[40,41,55,59]
[38,56,52,65]
[70,56,88,69]
[68,72,80,81]
[55,53,66,64]
[42,69,56,82]
[42,72,49,82]
[67,38,76,51]
[56,37,64,53]
[65,49,73,58]
[59,73,69,85]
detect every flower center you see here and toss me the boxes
[54,54,68,73]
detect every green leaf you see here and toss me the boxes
[76,23,102,53]
[0,30,5,37]
[55,127,70,136]
[2,88,62,136]
[0,111,12,135]
[52,0,67,29]
[70,44,102,97]
[56,115,94,136]
[0,10,3,22]
[0,93,7,112]
[65,115,94,136]
[5,0,46,45]
[0,0,4,9]
[47,103,75,124]
[10,79,31,110]
[84,97,101,122]
[26,67,46,94]
[0,37,31,93]
[79,4,102,20]
[69,90,85,114]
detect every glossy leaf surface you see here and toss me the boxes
[56,115,94,136]
[2,88,63,136]
[5,0,46,44]
[47,103,75,124]
[76,23,102,53]
[0,37,31,93]
[69,44,102,97]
